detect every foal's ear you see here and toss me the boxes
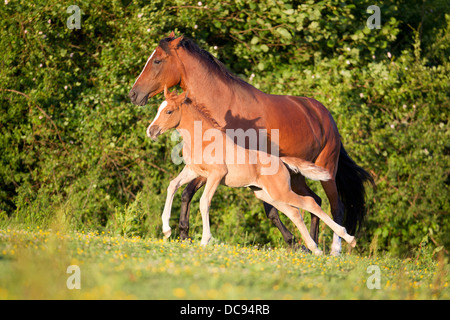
[164,84,169,98]
[182,91,190,104]
[168,31,175,38]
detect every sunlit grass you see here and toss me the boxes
[0,227,448,299]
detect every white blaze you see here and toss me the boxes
[133,50,156,87]
[147,100,168,137]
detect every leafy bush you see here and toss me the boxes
[0,0,448,256]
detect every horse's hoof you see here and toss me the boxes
[286,238,303,252]
[314,248,323,256]
[181,236,193,243]
[299,245,311,254]
[163,228,172,238]
[330,249,341,256]
[349,237,357,248]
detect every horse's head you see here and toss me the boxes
[129,32,184,106]
[147,85,188,140]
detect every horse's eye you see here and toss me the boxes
[166,110,173,115]
[154,59,161,65]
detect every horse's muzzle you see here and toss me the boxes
[147,125,161,140]
[129,89,137,102]
[129,89,149,106]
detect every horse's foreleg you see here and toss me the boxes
[161,166,199,238]
[179,177,206,240]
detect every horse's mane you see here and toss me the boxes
[184,98,223,132]
[160,36,255,95]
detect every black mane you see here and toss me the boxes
[160,37,254,92]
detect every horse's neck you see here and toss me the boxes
[179,52,260,128]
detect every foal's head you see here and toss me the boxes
[147,86,188,140]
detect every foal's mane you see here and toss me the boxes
[184,98,223,132]
[160,36,255,94]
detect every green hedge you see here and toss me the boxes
[0,0,448,255]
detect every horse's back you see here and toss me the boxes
[253,93,338,161]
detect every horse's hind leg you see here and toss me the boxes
[290,174,322,243]
[314,139,343,255]
[320,179,345,256]
[262,174,323,249]
[254,189,322,255]
[179,177,206,240]
[259,168,355,249]
[282,191,355,248]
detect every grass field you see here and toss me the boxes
[0,227,448,300]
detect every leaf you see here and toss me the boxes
[260,44,269,52]
[250,36,259,45]
[257,62,265,71]
[277,27,291,39]
[309,21,319,30]
[284,9,294,15]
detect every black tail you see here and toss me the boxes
[335,143,375,235]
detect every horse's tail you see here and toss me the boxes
[336,143,375,235]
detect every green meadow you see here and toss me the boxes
[0,227,448,300]
[1,0,449,301]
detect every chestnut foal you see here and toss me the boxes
[147,87,356,255]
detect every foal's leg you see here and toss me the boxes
[161,166,199,238]
[259,167,355,248]
[262,174,322,249]
[198,172,225,246]
[290,174,322,243]
[254,189,322,255]
[179,177,206,240]
[262,202,297,247]
[279,191,355,247]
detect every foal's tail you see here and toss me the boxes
[281,157,331,181]
[336,144,375,235]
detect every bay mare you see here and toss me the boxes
[147,87,356,255]
[130,32,374,255]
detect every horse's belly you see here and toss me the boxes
[222,164,257,188]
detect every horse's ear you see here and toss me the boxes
[164,84,169,98]
[170,34,184,48]
[168,31,175,38]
